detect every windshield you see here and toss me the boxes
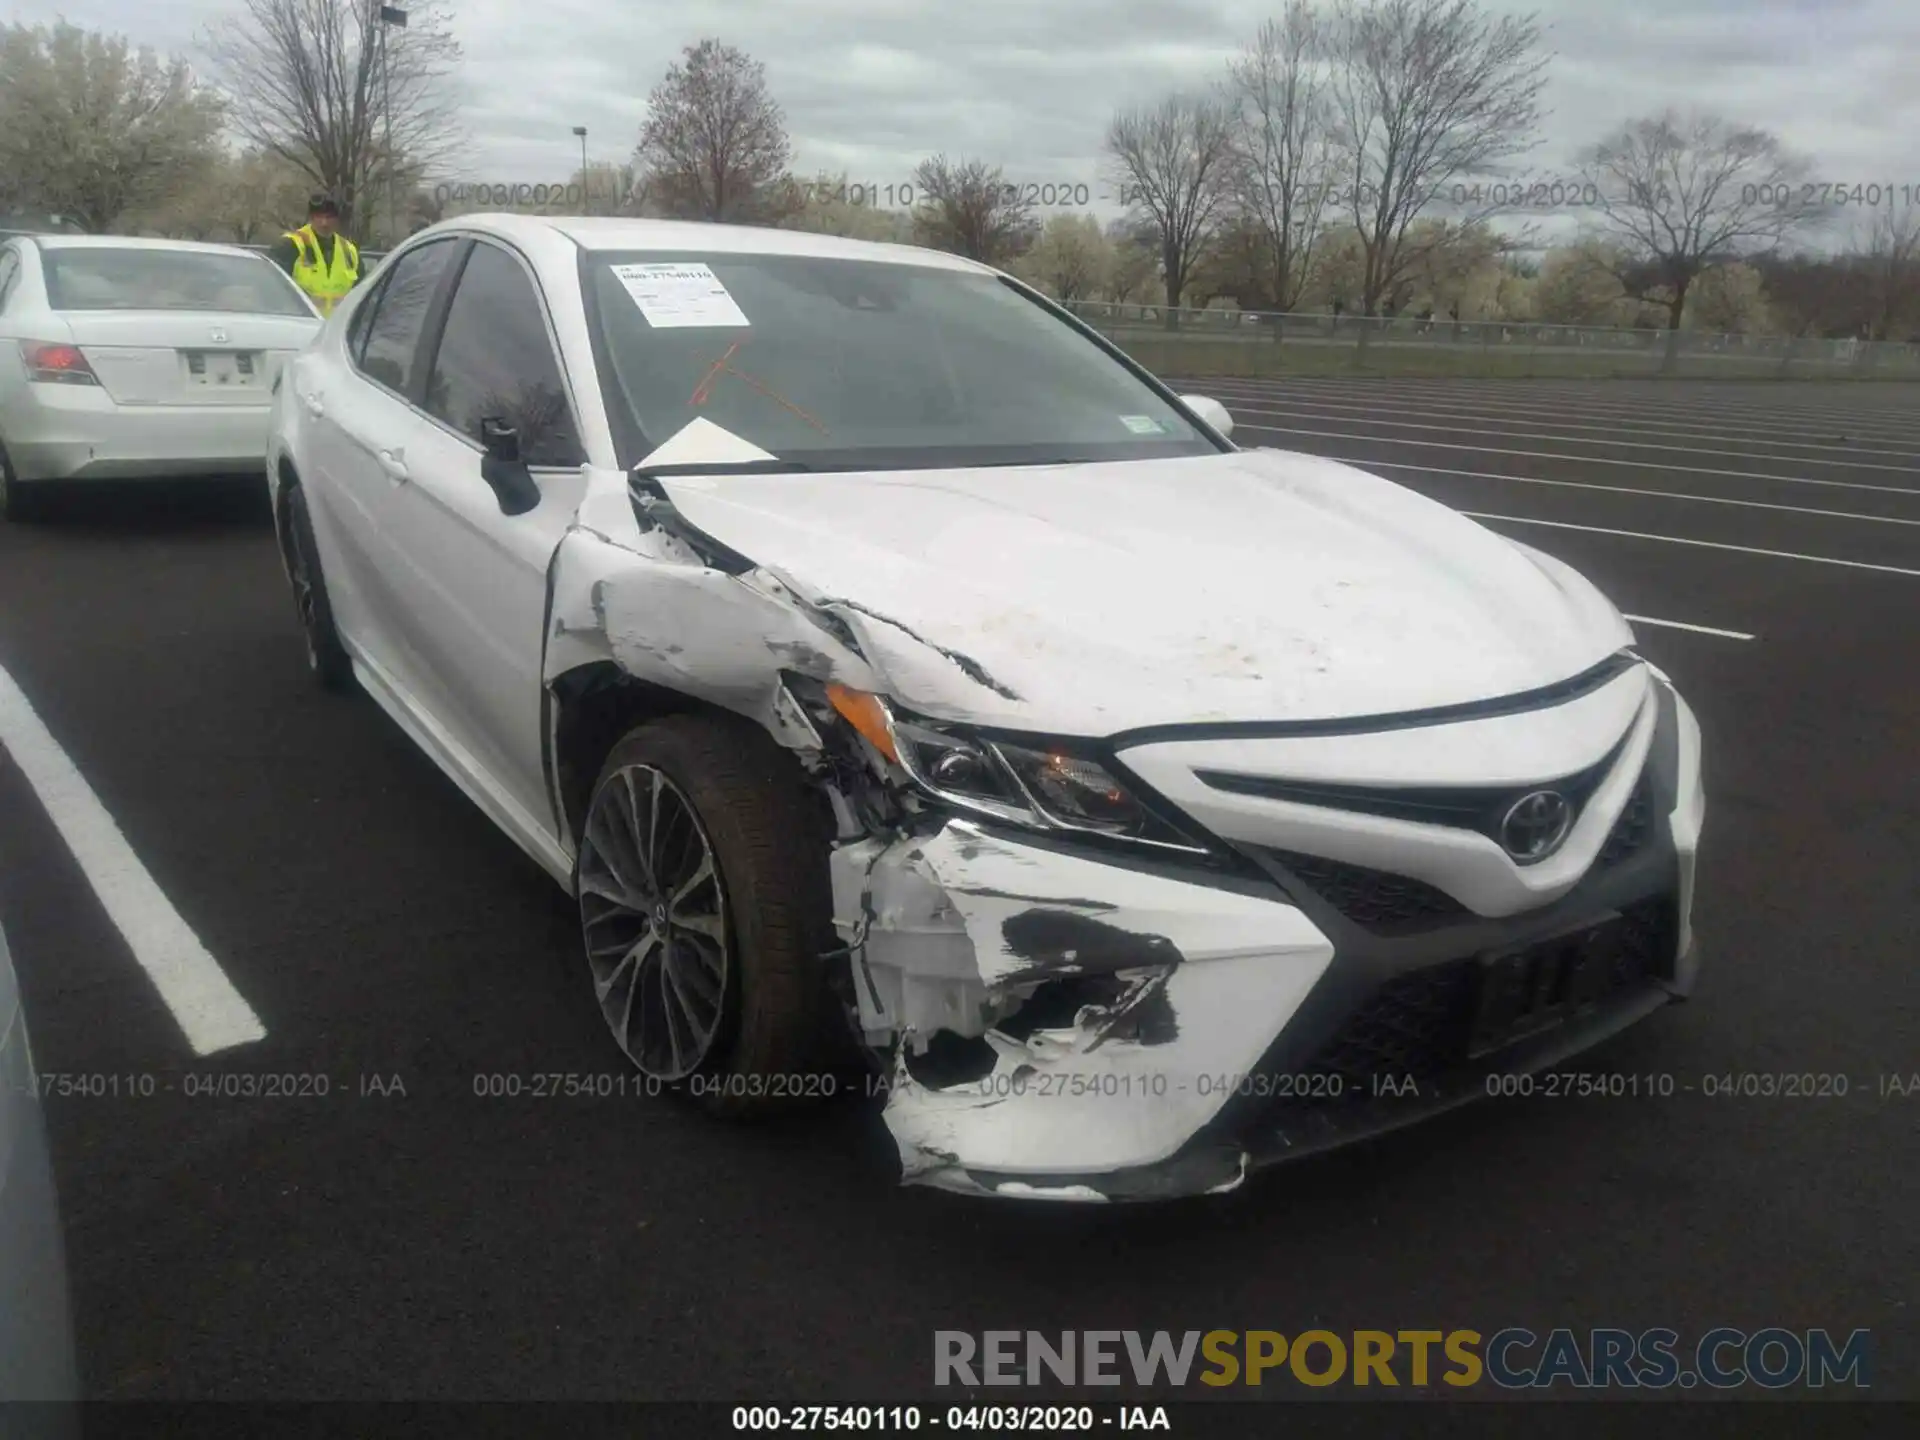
[42,248,313,316]
[584,252,1218,469]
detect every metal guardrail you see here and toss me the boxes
[1063,300,1920,379]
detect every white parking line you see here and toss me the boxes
[1228,377,1920,440]
[0,661,265,1056]
[1621,615,1756,641]
[1234,422,1920,495]
[1202,386,1920,460]
[1460,512,1920,577]
[1310,457,1920,525]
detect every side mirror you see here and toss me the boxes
[478,416,541,516]
[1180,394,1234,439]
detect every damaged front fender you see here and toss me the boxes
[543,482,886,755]
[830,820,1334,1199]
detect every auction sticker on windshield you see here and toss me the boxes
[612,262,751,328]
[1121,414,1169,434]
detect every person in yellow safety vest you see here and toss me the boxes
[270,194,362,316]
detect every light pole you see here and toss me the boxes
[379,6,408,246]
[572,126,589,214]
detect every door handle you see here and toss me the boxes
[378,448,408,483]
[300,391,325,418]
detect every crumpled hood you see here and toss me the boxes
[658,448,1632,736]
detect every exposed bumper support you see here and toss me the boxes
[829,821,1334,1199]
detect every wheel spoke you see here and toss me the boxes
[657,955,691,1074]
[671,909,725,943]
[644,770,665,891]
[669,854,714,911]
[662,945,710,1034]
[595,927,658,1003]
[585,802,649,903]
[668,941,722,1016]
[578,865,641,912]
[576,763,731,1083]
[618,769,658,895]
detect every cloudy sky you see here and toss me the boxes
[14,0,1920,236]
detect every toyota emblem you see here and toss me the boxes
[1499,790,1573,862]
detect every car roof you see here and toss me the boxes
[29,235,276,259]
[423,212,997,275]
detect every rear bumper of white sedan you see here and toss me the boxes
[1,382,274,481]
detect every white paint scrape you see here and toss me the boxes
[0,661,265,1056]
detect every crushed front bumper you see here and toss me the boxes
[829,679,1704,1202]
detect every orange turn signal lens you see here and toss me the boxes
[826,684,898,763]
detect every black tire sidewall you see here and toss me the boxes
[582,714,845,1115]
[0,441,43,523]
[285,485,352,690]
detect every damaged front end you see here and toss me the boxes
[829,818,1334,1200]
[540,467,1335,1201]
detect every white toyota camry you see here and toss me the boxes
[0,235,322,520]
[266,214,1705,1201]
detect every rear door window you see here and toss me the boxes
[354,239,460,398]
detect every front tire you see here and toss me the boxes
[575,714,843,1115]
[0,443,46,523]
[283,484,353,691]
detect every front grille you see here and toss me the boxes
[1297,959,1480,1086]
[1596,772,1655,869]
[1262,849,1469,933]
[1285,895,1678,1093]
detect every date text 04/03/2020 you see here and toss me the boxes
[729,1406,1171,1431]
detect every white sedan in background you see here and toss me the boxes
[267,214,1704,1201]
[0,235,322,521]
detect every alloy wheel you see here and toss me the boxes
[577,764,731,1081]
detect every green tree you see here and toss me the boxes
[1013,214,1113,301]
[0,21,224,233]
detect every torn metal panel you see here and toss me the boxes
[831,821,1334,1186]
[543,520,882,755]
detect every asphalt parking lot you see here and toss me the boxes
[0,376,1915,1404]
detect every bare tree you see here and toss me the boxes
[1578,110,1823,366]
[205,0,463,242]
[636,39,795,224]
[909,156,1037,264]
[1105,92,1237,320]
[0,22,225,233]
[1326,0,1550,317]
[1227,4,1337,313]
[1854,201,1920,343]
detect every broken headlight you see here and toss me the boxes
[827,685,1201,850]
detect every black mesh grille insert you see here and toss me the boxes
[1596,773,1656,869]
[1286,895,1678,1092]
[1295,959,1480,1087]
[1262,850,1469,933]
